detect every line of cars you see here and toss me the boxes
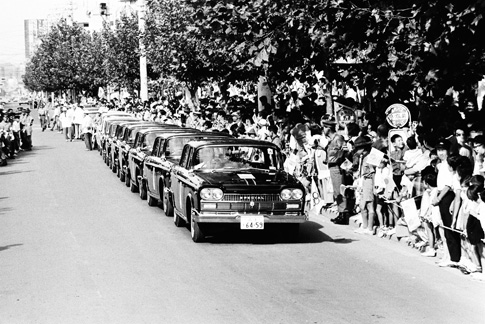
[97,111,308,242]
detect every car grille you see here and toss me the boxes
[204,194,300,214]
[222,194,281,202]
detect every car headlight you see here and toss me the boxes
[200,188,224,200]
[280,189,292,200]
[291,189,304,200]
[281,188,304,200]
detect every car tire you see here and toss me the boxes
[173,211,185,227]
[125,172,131,187]
[190,217,204,243]
[120,170,125,182]
[112,161,117,173]
[188,203,204,242]
[130,180,138,193]
[163,191,174,216]
[139,181,147,200]
[147,195,158,206]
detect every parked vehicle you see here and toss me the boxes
[96,112,133,149]
[116,122,165,183]
[99,116,138,161]
[170,138,307,242]
[142,131,232,210]
[127,127,194,197]
[108,121,153,174]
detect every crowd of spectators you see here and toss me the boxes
[0,106,34,166]
[4,85,485,279]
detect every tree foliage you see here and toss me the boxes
[102,12,141,96]
[24,0,485,110]
[23,19,106,96]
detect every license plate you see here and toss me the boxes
[240,216,264,230]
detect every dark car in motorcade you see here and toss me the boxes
[100,116,138,161]
[108,120,150,173]
[117,122,167,183]
[108,121,162,175]
[104,119,140,169]
[169,138,307,242]
[127,127,196,196]
[142,131,233,210]
[96,112,132,149]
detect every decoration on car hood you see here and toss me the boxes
[237,174,255,180]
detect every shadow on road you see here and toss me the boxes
[201,221,357,245]
[0,170,33,176]
[30,145,54,151]
[0,207,13,215]
[0,244,23,252]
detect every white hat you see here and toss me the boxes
[258,119,268,126]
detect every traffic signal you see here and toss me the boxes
[100,3,108,16]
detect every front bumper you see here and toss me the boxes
[192,210,308,223]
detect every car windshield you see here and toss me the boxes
[165,137,192,163]
[145,133,159,149]
[193,145,281,171]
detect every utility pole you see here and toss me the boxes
[137,0,148,102]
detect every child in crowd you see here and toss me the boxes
[389,134,407,227]
[419,173,440,257]
[462,176,484,274]
[374,155,392,235]
[353,136,376,235]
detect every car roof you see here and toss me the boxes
[104,116,138,123]
[187,138,280,150]
[134,126,181,136]
[124,122,162,130]
[160,131,232,141]
[154,130,204,140]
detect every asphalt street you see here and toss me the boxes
[0,119,484,324]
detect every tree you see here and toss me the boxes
[101,12,141,96]
[23,19,107,97]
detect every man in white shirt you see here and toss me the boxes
[72,104,85,139]
[37,104,47,131]
[51,104,61,132]
[81,112,94,150]
[432,139,461,267]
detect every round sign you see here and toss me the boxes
[385,104,411,128]
[335,106,356,128]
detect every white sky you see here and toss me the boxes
[0,0,126,65]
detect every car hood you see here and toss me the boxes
[192,169,301,192]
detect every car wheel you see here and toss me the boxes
[188,203,204,242]
[130,180,138,193]
[125,172,131,187]
[173,210,185,227]
[147,195,158,206]
[139,181,147,200]
[119,170,125,182]
[111,161,117,173]
[163,191,174,216]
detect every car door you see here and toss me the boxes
[172,146,192,214]
[129,133,142,182]
[145,137,162,195]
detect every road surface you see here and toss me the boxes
[1,121,484,324]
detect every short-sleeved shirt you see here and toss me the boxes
[437,161,454,191]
